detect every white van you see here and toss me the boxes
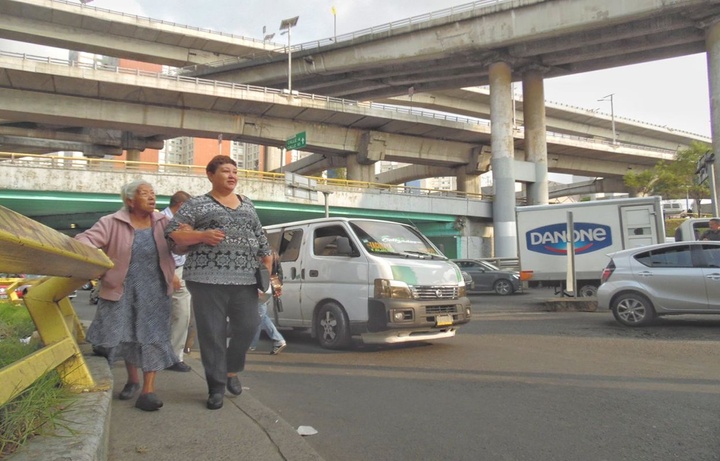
[264,217,472,349]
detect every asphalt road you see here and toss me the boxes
[242,290,720,461]
[74,289,720,461]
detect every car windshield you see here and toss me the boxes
[349,221,443,258]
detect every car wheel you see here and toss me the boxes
[316,302,351,349]
[493,279,514,295]
[611,292,656,327]
[578,284,598,297]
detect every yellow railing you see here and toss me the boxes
[0,206,113,406]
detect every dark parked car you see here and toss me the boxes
[598,241,720,326]
[452,259,521,295]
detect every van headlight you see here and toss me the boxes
[374,279,414,299]
[458,285,466,297]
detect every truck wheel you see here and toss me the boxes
[578,284,598,297]
[611,292,656,327]
[493,279,514,295]
[316,302,351,349]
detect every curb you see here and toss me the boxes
[9,353,112,461]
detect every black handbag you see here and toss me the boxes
[255,265,270,292]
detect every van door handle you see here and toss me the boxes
[309,270,318,277]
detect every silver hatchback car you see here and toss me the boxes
[598,241,720,326]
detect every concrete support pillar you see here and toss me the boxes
[346,155,375,182]
[125,149,141,163]
[489,61,517,258]
[706,21,720,216]
[456,168,482,195]
[265,146,283,171]
[522,69,549,206]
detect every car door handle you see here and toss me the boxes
[637,271,653,277]
[308,270,319,277]
[706,273,720,280]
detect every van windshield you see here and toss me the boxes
[349,221,444,259]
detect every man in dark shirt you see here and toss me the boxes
[700,218,720,241]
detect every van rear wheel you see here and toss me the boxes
[316,302,351,349]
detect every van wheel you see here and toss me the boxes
[316,302,351,350]
[493,279,514,295]
[611,292,656,327]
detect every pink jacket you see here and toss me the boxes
[75,210,175,301]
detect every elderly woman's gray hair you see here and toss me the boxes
[121,179,153,210]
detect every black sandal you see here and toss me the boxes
[118,382,140,400]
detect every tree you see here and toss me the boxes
[624,141,710,215]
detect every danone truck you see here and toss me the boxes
[516,196,666,297]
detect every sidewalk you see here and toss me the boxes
[108,352,323,461]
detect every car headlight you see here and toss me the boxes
[374,279,414,299]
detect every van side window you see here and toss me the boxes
[279,229,303,262]
[313,226,353,256]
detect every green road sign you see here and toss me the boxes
[286,131,306,150]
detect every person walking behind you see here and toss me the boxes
[250,251,286,354]
[165,155,273,410]
[162,190,193,372]
[76,180,177,411]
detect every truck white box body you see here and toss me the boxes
[516,197,665,296]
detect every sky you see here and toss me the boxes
[1,0,712,138]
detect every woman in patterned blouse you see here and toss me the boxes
[165,155,273,410]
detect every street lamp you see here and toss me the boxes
[598,93,616,144]
[279,16,299,96]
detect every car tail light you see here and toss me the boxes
[600,260,616,284]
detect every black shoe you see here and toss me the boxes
[118,382,140,401]
[207,392,224,410]
[167,361,192,372]
[135,393,163,411]
[226,375,242,396]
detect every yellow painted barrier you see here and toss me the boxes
[0,205,113,405]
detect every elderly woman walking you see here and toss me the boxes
[76,179,177,411]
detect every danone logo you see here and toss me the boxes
[525,222,612,255]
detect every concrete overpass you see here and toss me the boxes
[0,154,493,258]
[0,51,688,182]
[4,0,712,99]
[0,0,285,67]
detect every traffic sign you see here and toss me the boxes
[286,131,306,150]
[696,151,715,185]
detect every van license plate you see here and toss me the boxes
[436,314,453,326]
